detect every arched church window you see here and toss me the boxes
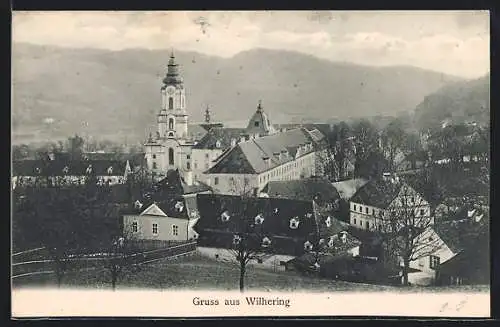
[169,148,175,165]
[168,97,173,110]
[169,118,174,130]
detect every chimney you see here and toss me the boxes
[184,170,193,186]
[382,172,391,182]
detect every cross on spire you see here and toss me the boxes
[257,100,263,112]
[205,105,211,123]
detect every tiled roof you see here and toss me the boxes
[245,107,276,136]
[332,178,369,200]
[195,194,321,256]
[206,128,322,174]
[153,169,212,197]
[199,123,224,131]
[433,220,483,254]
[126,196,190,219]
[192,127,246,150]
[274,123,332,136]
[350,178,402,209]
[12,159,129,176]
[188,124,209,142]
[262,177,340,205]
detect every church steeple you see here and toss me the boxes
[245,100,276,137]
[163,50,182,85]
[205,105,211,123]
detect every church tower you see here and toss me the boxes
[244,100,276,139]
[159,51,188,140]
[145,51,191,177]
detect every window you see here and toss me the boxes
[152,223,159,235]
[214,177,219,185]
[187,155,191,159]
[132,221,138,233]
[372,209,375,215]
[194,162,198,169]
[205,153,209,159]
[359,206,363,213]
[365,207,369,214]
[257,258,263,264]
[152,162,157,169]
[359,220,363,226]
[353,204,357,211]
[366,221,369,229]
[172,225,179,236]
[168,97,173,109]
[420,209,425,216]
[168,148,174,165]
[254,121,259,127]
[429,255,440,269]
[152,154,156,159]
[186,162,191,170]
[169,118,174,130]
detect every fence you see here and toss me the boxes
[12,241,197,280]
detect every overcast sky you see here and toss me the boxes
[12,11,489,78]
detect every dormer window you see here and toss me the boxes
[254,121,259,127]
[261,237,271,248]
[254,214,265,225]
[325,216,332,227]
[62,166,69,174]
[318,238,325,246]
[304,241,313,251]
[306,213,313,218]
[107,166,113,175]
[175,201,184,212]
[289,217,300,229]
[86,165,93,174]
[328,237,335,248]
[215,140,222,148]
[340,231,348,244]
[221,210,231,222]
[273,207,279,214]
[233,234,242,245]
[34,167,41,174]
[134,200,143,209]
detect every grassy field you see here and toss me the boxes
[12,254,490,293]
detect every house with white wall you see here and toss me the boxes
[348,174,433,232]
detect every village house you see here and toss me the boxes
[191,127,246,184]
[194,193,356,271]
[122,169,212,242]
[260,176,342,215]
[12,157,133,189]
[348,174,433,232]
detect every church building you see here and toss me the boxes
[144,52,194,181]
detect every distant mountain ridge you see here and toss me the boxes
[12,43,463,144]
[414,74,490,130]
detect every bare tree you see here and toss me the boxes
[381,119,407,172]
[225,177,271,292]
[374,182,443,286]
[103,230,140,291]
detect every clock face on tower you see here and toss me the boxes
[166,86,175,95]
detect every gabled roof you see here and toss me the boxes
[274,123,332,136]
[206,128,321,174]
[245,104,276,136]
[192,127,246,150]
[188,124,209,142]
[262,177,340,205]
[350,178,402,209]
[332,178,369,200]
[154,169,212,196]
[433,220,484,254]
[195,194,320,256]
[12,159,129,176]
[128,197,190,219]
